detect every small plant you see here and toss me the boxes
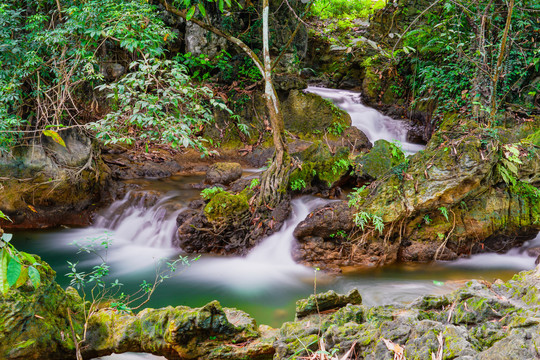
[353,211,384,234]
[423,215,432,225]
[329,230,347,239]
[347,186,367,209]
[248,178,260,190]
[439,207,449,222]
[291,179,307,191]
[497,143,522,186]
[65,232,199,359]
[328,121,346,136]
[201,186,224,200]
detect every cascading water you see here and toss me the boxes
[305,86,425,154]
[11,89,540,360]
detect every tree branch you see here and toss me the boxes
[157,0,264,75]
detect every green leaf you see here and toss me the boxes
[198,3,206,17]
[28,266,40,288]
[218,0,224,13]
[7,257,21,287]
[186,6,196,21]
[22,253,36,265]
[0,250,10,295]
[0,210,12,222]
[43,130,66,148]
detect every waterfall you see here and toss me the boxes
[305,86,425,154]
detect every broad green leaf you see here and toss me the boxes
[43,130,66,148]
[28,266,41,288]
[218,0,224,13]
[186,6,196,21]
[6,257,21,287]
[198,3,206,17]
[0,250,10,295]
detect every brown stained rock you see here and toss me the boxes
[205,162,243,186]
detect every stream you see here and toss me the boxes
[11,88,540,360]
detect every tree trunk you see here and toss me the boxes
[470,0,493,121]
[258,0,290,208]
[490,0,514,121]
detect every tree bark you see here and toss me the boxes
[490,0,515,121]
[258,0,290,208]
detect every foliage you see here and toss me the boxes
[0,221,41,295]
[90,58,229,154]
[0,0,174,153]
[201,186,225,200]
[439,206,449,222]
[496,143,523,186]
[291,179,307,191]
[400,0,540,119]
[311,0,386,19]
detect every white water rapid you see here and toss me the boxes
[305,86,425,154]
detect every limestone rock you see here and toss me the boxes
[281,90,351,135]
[205,162,242,185]
[295,289,362,319]
[0,128,110,228]
[354,139,405,180]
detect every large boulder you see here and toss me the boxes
[293,117,540,270]
[0,129,110,228]
[205,162,243,185]
[281,90,351,135]
[0,254,82,360]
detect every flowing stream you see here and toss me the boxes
[305,87,425,154]
[11,89,540,360]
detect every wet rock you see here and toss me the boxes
[295,289,362,319]
[289,141,352,194]
[205,162,242,185]
[327,126,372,153]
[0,129,110,228]
[275,265,540,360]
[294,117,540,270]
[294,201,354,240]
[354,139,405,180]
[0,254,83,360]
[281,90,351,135]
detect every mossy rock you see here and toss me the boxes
[295,289,362,319]
[204,189,252,223]
[289,141,351,190]
[354,139,405,180]
[281,90,351,135]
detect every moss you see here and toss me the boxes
[354,139,405,180]
[204,189,253,223]
[289,142,351,190]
